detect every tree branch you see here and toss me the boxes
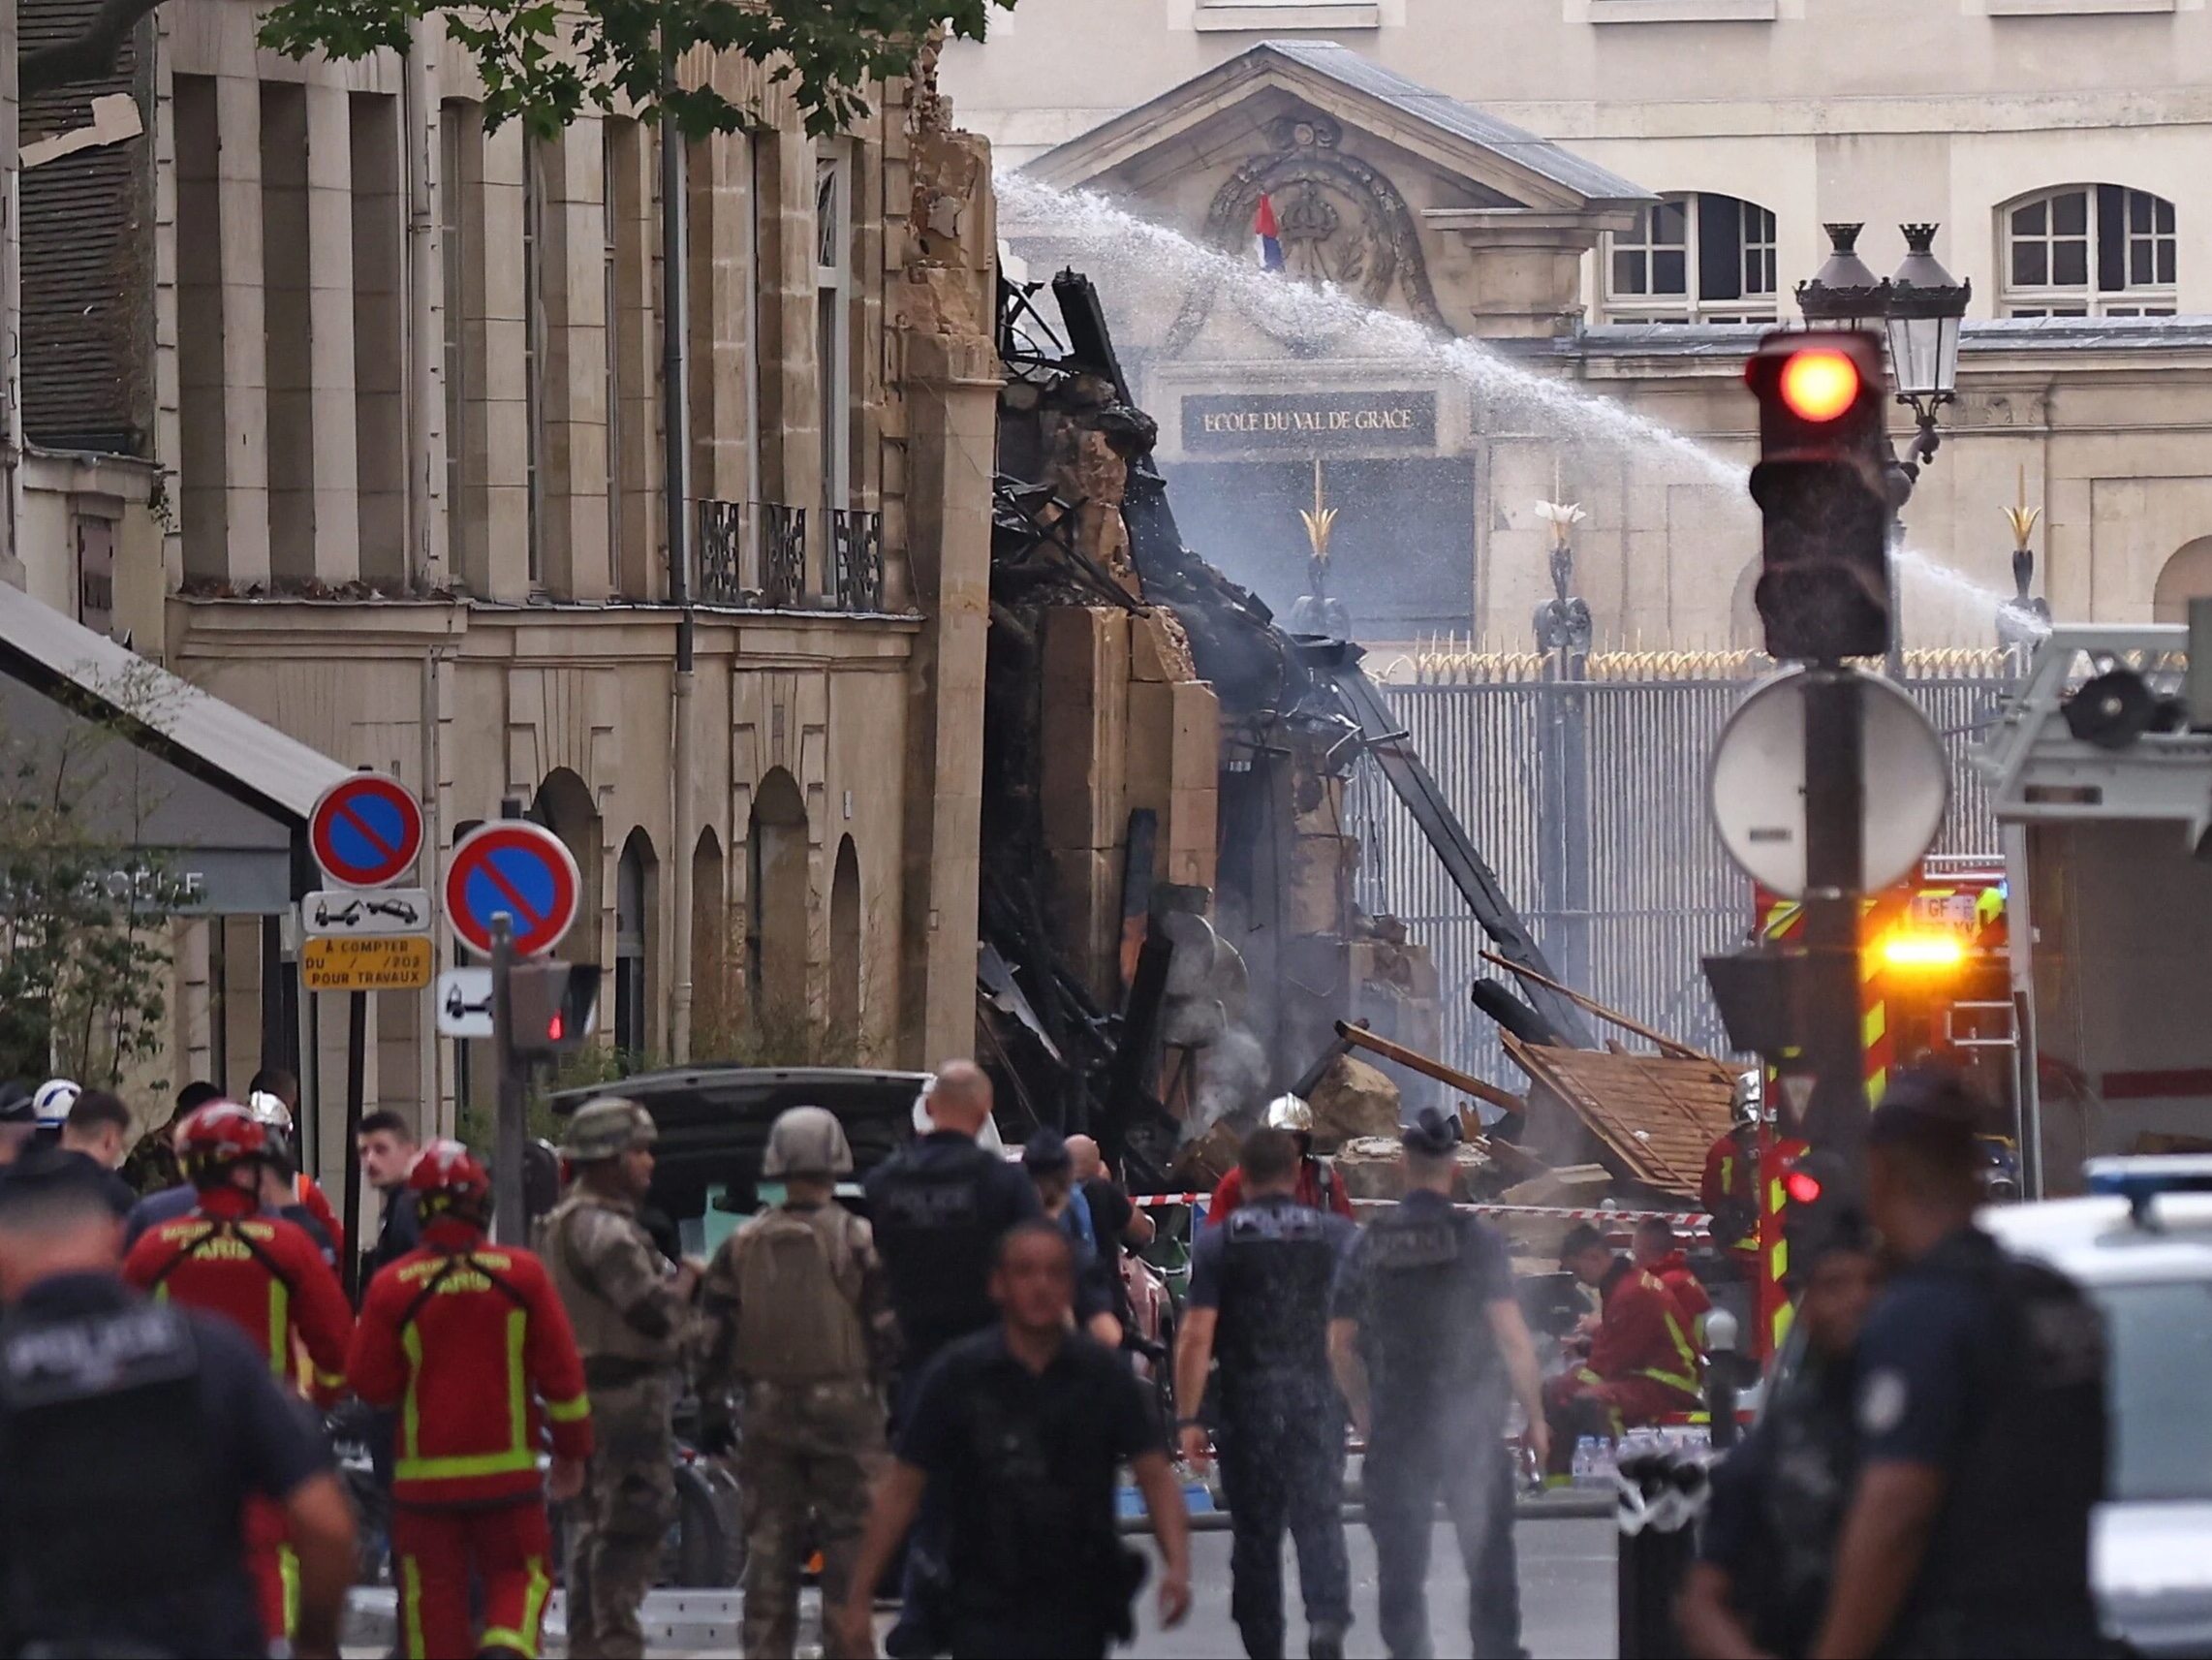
[20,0,163,101]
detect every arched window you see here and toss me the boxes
[2001,186,2175,318]
[746,769,810,1026]
[614,830,656,1058]
[1604,193,1778,325]
[2155,537,2212,625]
[829,835,861,1046]
[691,829,728,1056]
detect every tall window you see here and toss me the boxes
[1604,192,1778,324]
[439,103,484,589]
[2002,186,2175,317]
[815,146,851,540]
[603,122,624,592]
[522,135,548,584]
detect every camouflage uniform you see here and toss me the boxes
[698,1122,893,1660]
[539,1100,691,1660]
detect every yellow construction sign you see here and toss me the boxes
[302,933,434,992]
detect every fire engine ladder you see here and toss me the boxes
[1305,642,1600,1051]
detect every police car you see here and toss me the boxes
[1980,1157,2212,1658]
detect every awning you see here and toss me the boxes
[0,582,351,914]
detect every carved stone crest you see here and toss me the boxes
[1164,107,1448,356]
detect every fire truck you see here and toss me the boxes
[1978,621,2212,1194]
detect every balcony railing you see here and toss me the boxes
[691,501,888,613]
[829,508,884,611]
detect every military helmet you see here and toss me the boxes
[1263,1093,1314,1134]
[763,1106,854,1179]
[560,1096,656,1162]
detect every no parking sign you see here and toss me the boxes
[444,823,581,959]
[308,774,425,890]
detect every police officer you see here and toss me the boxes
[697,1107,893,1660]
[1677,1208,1879,1660]
[1810,1069,2106,1660]
[540,1096,699,1660]
[862,1059,1047,1656]
[838,1221,1193,1660]
[1327,1108,1548,1660]
[0,1155,357,1659]
[1174,1125,1356,1660]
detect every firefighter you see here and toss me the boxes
[1205,1095,1355,1225]
[1631,1217,1711,1334]
[1542,1223,1701,1473]
[698,1107,893,1659]
[349,1140,593,1660]
[1699,1072,1765,1269]
[249,1089,349,1264]
[121,1099,356,1644]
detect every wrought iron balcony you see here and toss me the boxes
[690,501,888,612]
[829,509,884,611]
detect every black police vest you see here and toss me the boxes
[1359,1204,1505,1418]
[0,1299,233,1654]
[869,1143,999,1360]
[1909,1236,2106,1640]
[1214,1200,1340,1391]
[1755,1356,1859,1657]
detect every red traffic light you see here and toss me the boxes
[1783,1168,1823,1206]
[1777,349,1862,423]
[547,1014,565,1043]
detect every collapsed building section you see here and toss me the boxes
[978,267,1604,1187]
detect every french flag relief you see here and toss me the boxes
[1253,194,1285,271]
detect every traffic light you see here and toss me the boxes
[1745,330,1892,662]
[506,959,602,1059]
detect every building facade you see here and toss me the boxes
[955,15,2212,652]
[3,7,1000,1167]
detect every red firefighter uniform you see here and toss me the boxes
[1543,1258,1702,1454]
[1207,1157,1355,1224]
[350,1143,593,1660]
[1700,1126,1809,1267]
[123,1177,356,1639]
[290,1170,347,1264]
[1643,1249,1712,1330]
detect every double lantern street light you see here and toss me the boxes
[1793,222,1973,668]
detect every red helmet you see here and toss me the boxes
[408,1139,491,1225]
[175,1101,270,1184]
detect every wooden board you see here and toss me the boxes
[1500,1033,1734,1200]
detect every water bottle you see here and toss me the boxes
[1595,1435,1618,1485]
[1572,1436,1595,1488]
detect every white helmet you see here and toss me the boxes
[246,1091,294,1131]
[32,1079,79,1131]
[1730,1070,1762,1128]
[1264,1093,1315,1135]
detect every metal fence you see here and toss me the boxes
[1346,648,2019,1084]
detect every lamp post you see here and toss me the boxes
[1795,223,1972,674]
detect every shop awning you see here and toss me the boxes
[0,582,350,914]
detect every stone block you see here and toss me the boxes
[1126,678,1175,816]
[1165,786,1217,891]
[1050,846,1122,1006]
[1307,1053,1402,1149]
[1288,835,1351,936]
[1040,607,1130,852]
[1131,608,1197,683]
[1168,679,1219,795]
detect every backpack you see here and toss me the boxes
[732,1206,871,1386]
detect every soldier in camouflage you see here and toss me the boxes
[538,1097,698,1660]
[698,1106,895,1660]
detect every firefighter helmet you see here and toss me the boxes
[175,1101,270,1184]
[559,1096,656,1162]
[763,1106,854,1180]
[1264,1094,1315,1134]
[1731,1070,1762,1128]
[408,1138,492,1225]
[31,1080,78,1131]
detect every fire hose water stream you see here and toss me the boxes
[996,174,2044,641]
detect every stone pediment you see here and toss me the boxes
[1023,40,1655,340]
[1028,39,1651,218]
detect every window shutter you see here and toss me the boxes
[1698,195,1743,302]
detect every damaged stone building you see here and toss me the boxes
[1,8,999,1169]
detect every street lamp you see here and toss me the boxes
[1885,224,1971,465]
[1794,223,1888,331]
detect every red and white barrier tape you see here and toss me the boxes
[1132,1191,1709,1230]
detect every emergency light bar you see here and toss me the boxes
[2085,1155,2212,1229]
[1876,929,1969,971]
